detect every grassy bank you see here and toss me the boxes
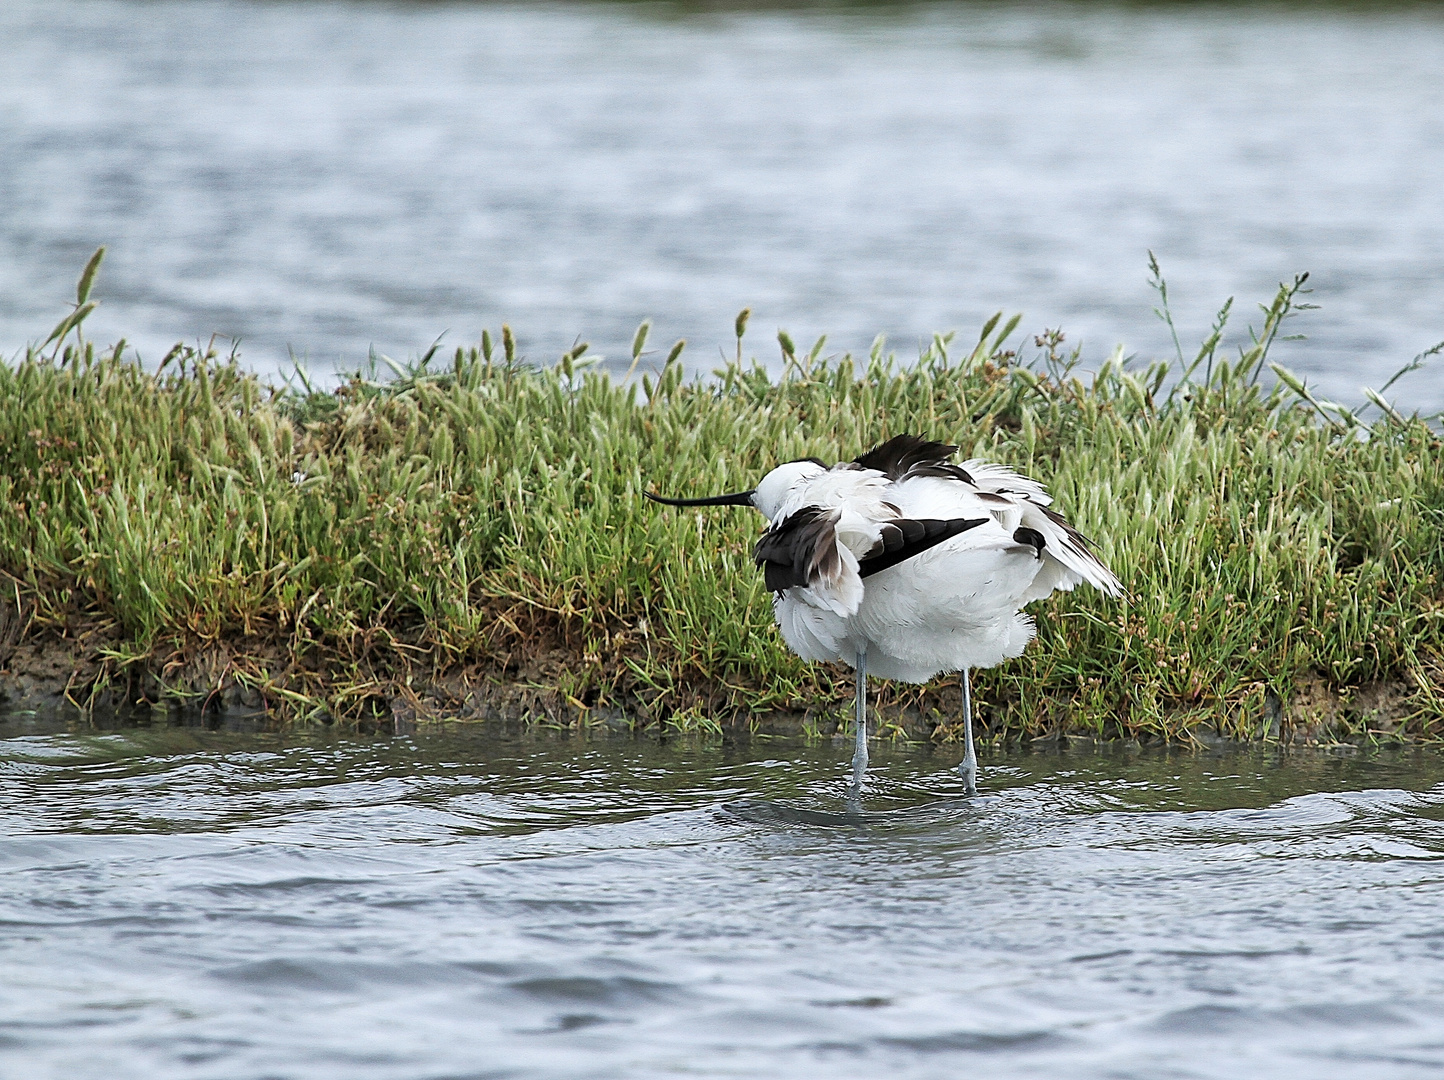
[2,253,1442,742]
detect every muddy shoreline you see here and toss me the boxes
[0,623,1420,749]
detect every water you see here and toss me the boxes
[5,712,1444,1078]
[3,0,1444,409]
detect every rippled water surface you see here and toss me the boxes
[5,712,1444,1078]
[3,0,1444,406]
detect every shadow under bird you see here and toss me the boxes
[646,434,1122,798]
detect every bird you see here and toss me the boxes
[646,434,1122,798]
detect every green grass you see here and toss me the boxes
[2,249,1442,741]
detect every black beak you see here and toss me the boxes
[644,489,755,507]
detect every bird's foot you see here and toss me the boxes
[958,758,978,796]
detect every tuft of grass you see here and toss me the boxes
[1,251,1442,740]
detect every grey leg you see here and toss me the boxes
[958,668,978,795]
[850,647,868,793]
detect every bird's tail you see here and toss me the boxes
[1023,505,1123,600]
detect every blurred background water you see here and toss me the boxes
[2,0,1443,408]
[7,711,1444,1080]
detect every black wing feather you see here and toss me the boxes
[753,506,841,592]
[854,434,975,485]
[858,516,989,579]
[1041,505,1100,556]
[899,461,976,485]
[853,434,957,479]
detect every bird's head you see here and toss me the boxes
[752,458,827,518]
[645,457,827,521]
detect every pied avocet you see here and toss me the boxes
[646,434,1122,797]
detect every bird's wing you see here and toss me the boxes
[853,434,963,480]
[753,506,847,594]
[958,458,1052,505]
[892,463,1122,599]
[1018,503,1123,598]
[856,516,989,579]
[754,504,990,615]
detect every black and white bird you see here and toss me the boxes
[646,434,1122,797]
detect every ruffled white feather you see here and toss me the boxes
[757,450,1120,683]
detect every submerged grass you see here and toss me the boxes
[2,250,1442,742]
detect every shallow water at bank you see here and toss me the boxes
[4,710,1444,1078]
[3,0,1444,407]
